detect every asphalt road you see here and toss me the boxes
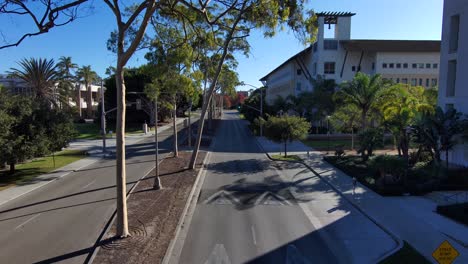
[0,118,196,264]
[177,111,339,264]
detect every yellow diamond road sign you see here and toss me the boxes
[432,240,460,264]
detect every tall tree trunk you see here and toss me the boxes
[361,110,367,130]
[115,63,129,238]
[86,83,93,118]
[284,141,288,157]
[77,84,82,117]
[9,162,15,174]
[173,95,178,157]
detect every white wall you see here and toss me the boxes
[438,0,468,166]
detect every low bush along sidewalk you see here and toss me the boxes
[324,153,468,196]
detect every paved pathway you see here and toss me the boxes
[257,136,468,264]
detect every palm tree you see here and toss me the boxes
[335,73,389,130]
[8,58,60,106]
[57,56,78,108]
[76,65,98,118]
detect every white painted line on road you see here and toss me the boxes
[254,191,292,206]
[81,179,96,190]
[203,190,241,205]
[204,244,231,264]
[251,225,257,245]
[14,213,41,230]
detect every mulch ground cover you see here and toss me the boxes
[93,151,206,264]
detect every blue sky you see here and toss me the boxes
[0,0,443,90]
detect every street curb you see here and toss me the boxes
[0,156,101,208]
[254,138,404,263]
[162,136,217,264]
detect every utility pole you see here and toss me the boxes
[260,88,263,137]
[100,80,106,153]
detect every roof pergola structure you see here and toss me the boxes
[315,11,356,28]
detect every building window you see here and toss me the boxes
[419,78,423,86]
[324,62,335,74]
[396,78,400,83]
[324,40,338,50]
[412,63,417,69]
[403,63,408,68]
[297,69,302,75]
[426,63,431,69]
[402,78,408,84]
[411,78,417,86]
[352,66,356,72]
[431,78,438,87]
[426,78,430,87]
[389,63,394,68]
[313,63,317,75]
[446,60,457,97]
[383,63,387,68]
[418,63,424,69]
[433,63,438,69]
[372,62,375,70]
[396,63,401,68]
[449,15,460,53]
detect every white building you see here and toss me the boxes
[0,74,101,111]
[438,0,468,167]
[261,12,441,105]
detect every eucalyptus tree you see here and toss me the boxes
[76,65,98,118]
[8,58,61,107]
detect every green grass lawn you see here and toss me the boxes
[379,241,430,264]
[0,150,86,191]
[74,122,157,139]
[271,154,302,161]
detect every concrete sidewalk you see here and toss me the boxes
[256,136,468,264]
[0,116,198,208]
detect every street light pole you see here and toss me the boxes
[153,96,161,189]
[260,87,263,137]
[327,116,330,154]
[100,80,106,153]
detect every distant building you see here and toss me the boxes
[0,74,101,112]
[438,0,468,166]
[261,12,441,105]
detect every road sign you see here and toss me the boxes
[432,240,459,264]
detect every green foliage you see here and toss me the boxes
[335,73,389,129]
[8,58,61,106]
[264,115,310,156]
[369,155,406,178]
[0,92,75,173]
[357,128,383,160]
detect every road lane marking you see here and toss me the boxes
[81,179,96,190]
[254,191,292,206]
[204,244,231,264]
[14,213,41,230]
[203,190,241,205]
[251,225,257,245]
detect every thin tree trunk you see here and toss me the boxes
[115,63,129,238]
[284,141,287,157]
[9,163,15,174]
[173,95,178,157]
[86,83,92,118]
[351,127,354,150]
[188,6,245,169]
[154,99,161,189]
[446,150,449,169]
[77,84,82,118]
